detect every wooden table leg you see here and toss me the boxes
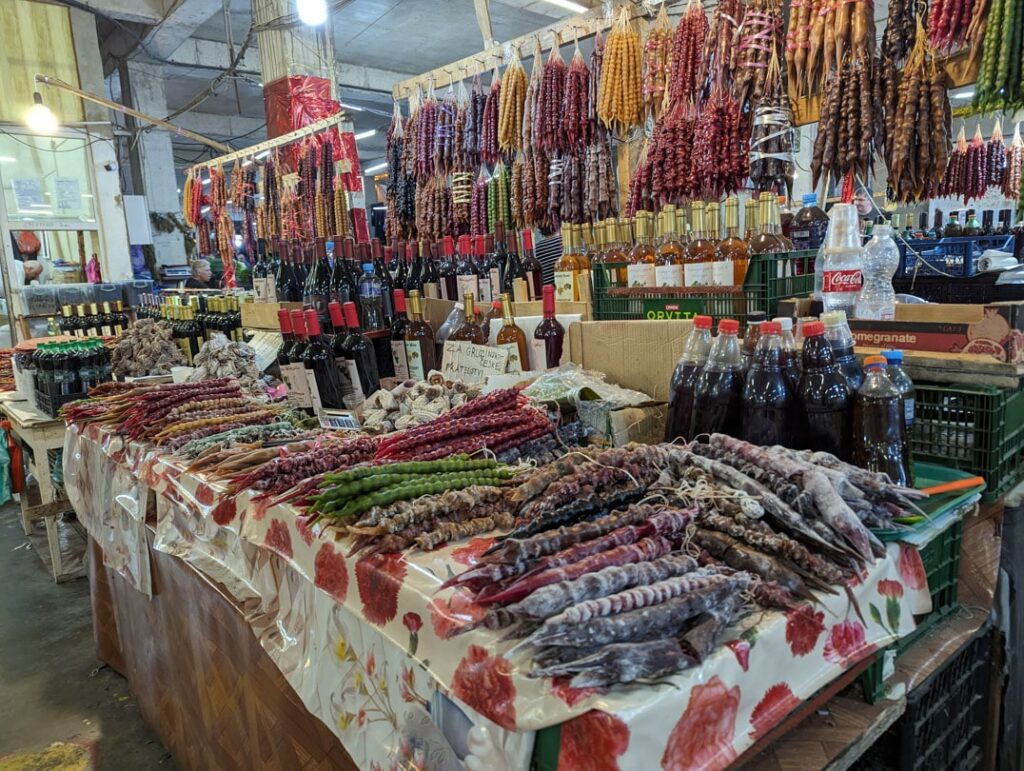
[17,489,32,536]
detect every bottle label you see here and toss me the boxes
[904,397,915,426]
[655,264,683,287]
[479,276,492,304]
[626,263,656,288]
[254,277,277,303]
[391,340,410,380]
[457,274,479,301]
[280,362,312,408]
[341,358,366,409]
[423,281,440,300]
[530,338,548,370]
[489,268,502,299]
[438,280,451,302]
[684,262,711,287]
[711,260,733,286]
[823,269,864,293]
[405,340,426,380]
[554,270,576,302]
[305,369,324,412]
[499,342,524,373]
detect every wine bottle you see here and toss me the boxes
[439,236,459,301]
[393,241,408,290]
[390,289,411,380]
[474,236,493,303]
[495,293,529,372]
[448,292,485,344]
[521,229,544,301]
[423,241,441,299]
[306,237,333,326]
[455,234,480,303]
[404,290,436,380]
[329,235,350,306]
[340,301,380,407]
[288,308,308,361]
[484,234,501,303]
[301,309,347,410]
[252,239,275,302]
[282,309,313,409]
[406,241,424,294]
[532,284,565,369]
[493,223,509,293]
[502,229,528,299]
[277,308,294,365]
[372,238,395,325]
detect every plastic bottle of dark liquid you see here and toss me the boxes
[798,320,852,460]
[790,193,830,251]
[821,310,864,392]
[774,316,801,387]
[741,311,767,371]
[665,315,713,441]
[692,318,744,439]
[883,349,915,483]
[853,355,911,485]
[742,321,799,446]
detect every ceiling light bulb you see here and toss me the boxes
[296,0,327,25]
[540,0,589,13]
[26,92,58,134]
[353,129,376,141]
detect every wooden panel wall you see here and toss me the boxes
[0,0,83,125]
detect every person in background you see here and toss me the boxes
[534,226,562,286]
[185,259,214,289]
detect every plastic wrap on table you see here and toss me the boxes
[72,422,934,770]
[522,362,654,408]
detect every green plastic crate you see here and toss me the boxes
[591,250,817,325]
[911,382,1024,501]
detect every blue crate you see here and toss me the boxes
[899,236,1015,278]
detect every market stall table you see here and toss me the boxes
[1,393,79,581]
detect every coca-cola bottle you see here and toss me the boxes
[665,315,713,441]
[821,203,864,315]
[692,318,744,438]
[742,321,799,446]
[798,320,852,460]
[821,310,864,392]
[853,355,911,485]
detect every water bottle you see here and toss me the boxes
[358,263,384,331]
[821,203,864,315]
[854,224,899,320]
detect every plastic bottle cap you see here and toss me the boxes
[693,315,712,330]
[802,320,824,336]
[718,318,739,334]
[802,193,818,207]
[747,311,767,322]
[882,349,903,363]
[864,354,888,368]
[363,264,373,274]
[772,316,793,331]
[761,321,782,335]
[821,310,847,326]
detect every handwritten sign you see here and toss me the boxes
[55,177,81,211]
[12,178,43,212]
[441,340,510,382]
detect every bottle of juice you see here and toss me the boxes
[742,321,799,446]
[883,348,915,482]
[741,311,767,371]
[798,320,852,460]
[665,315,713,441]
[821,309,864,392]
[853,355,911,485]
[692,318,744,438]
[773,316,801,388]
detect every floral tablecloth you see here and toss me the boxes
[64,422,934,771]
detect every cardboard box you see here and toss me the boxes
[513,300,591,321]
[241,301,303,330]
[568,319,693,402]
[848,302,1024,364]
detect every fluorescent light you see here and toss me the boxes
[340,102,364,112]
[354,129,376,141]
[296,0,327,25]
[177,188,181,193]
[953,90,975,99]
[363,162,387,173]
[540,0,588,12]
[81,194,93,198]
[256,150,270,159]
[0,157,15,163]
[202,178,211,185]
[242,159,254,167]
[200,206,211,214]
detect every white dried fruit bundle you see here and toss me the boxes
[360,375,484,432]
[111,318,185,378]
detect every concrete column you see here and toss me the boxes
[68,7,134,280]
[120,61,186,266]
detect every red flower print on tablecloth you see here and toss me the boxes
[785,605,825,656]
[749,683,800,741]
[823,620,869,666]
[365,649,376,677]
[725,640,750,671]
[314,543,349,602]
[429,590,486,639]
[898,544,928,591]
[194,481,216,507]
[451,536,497,566]
[356,552,407,626]
[551,677,600,708]
[211,496,236,526]
[558,710,629,771]
[264,519,293,559]
[294,514,316,547]
[451,644,517,730]
[662,676,740,770]
[403,611,423,655]
[878,578,904,598]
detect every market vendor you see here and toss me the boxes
[185,258,214,289]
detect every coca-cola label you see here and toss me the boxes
[823,269,863,292]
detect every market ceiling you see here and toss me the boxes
[82,0,608,170]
